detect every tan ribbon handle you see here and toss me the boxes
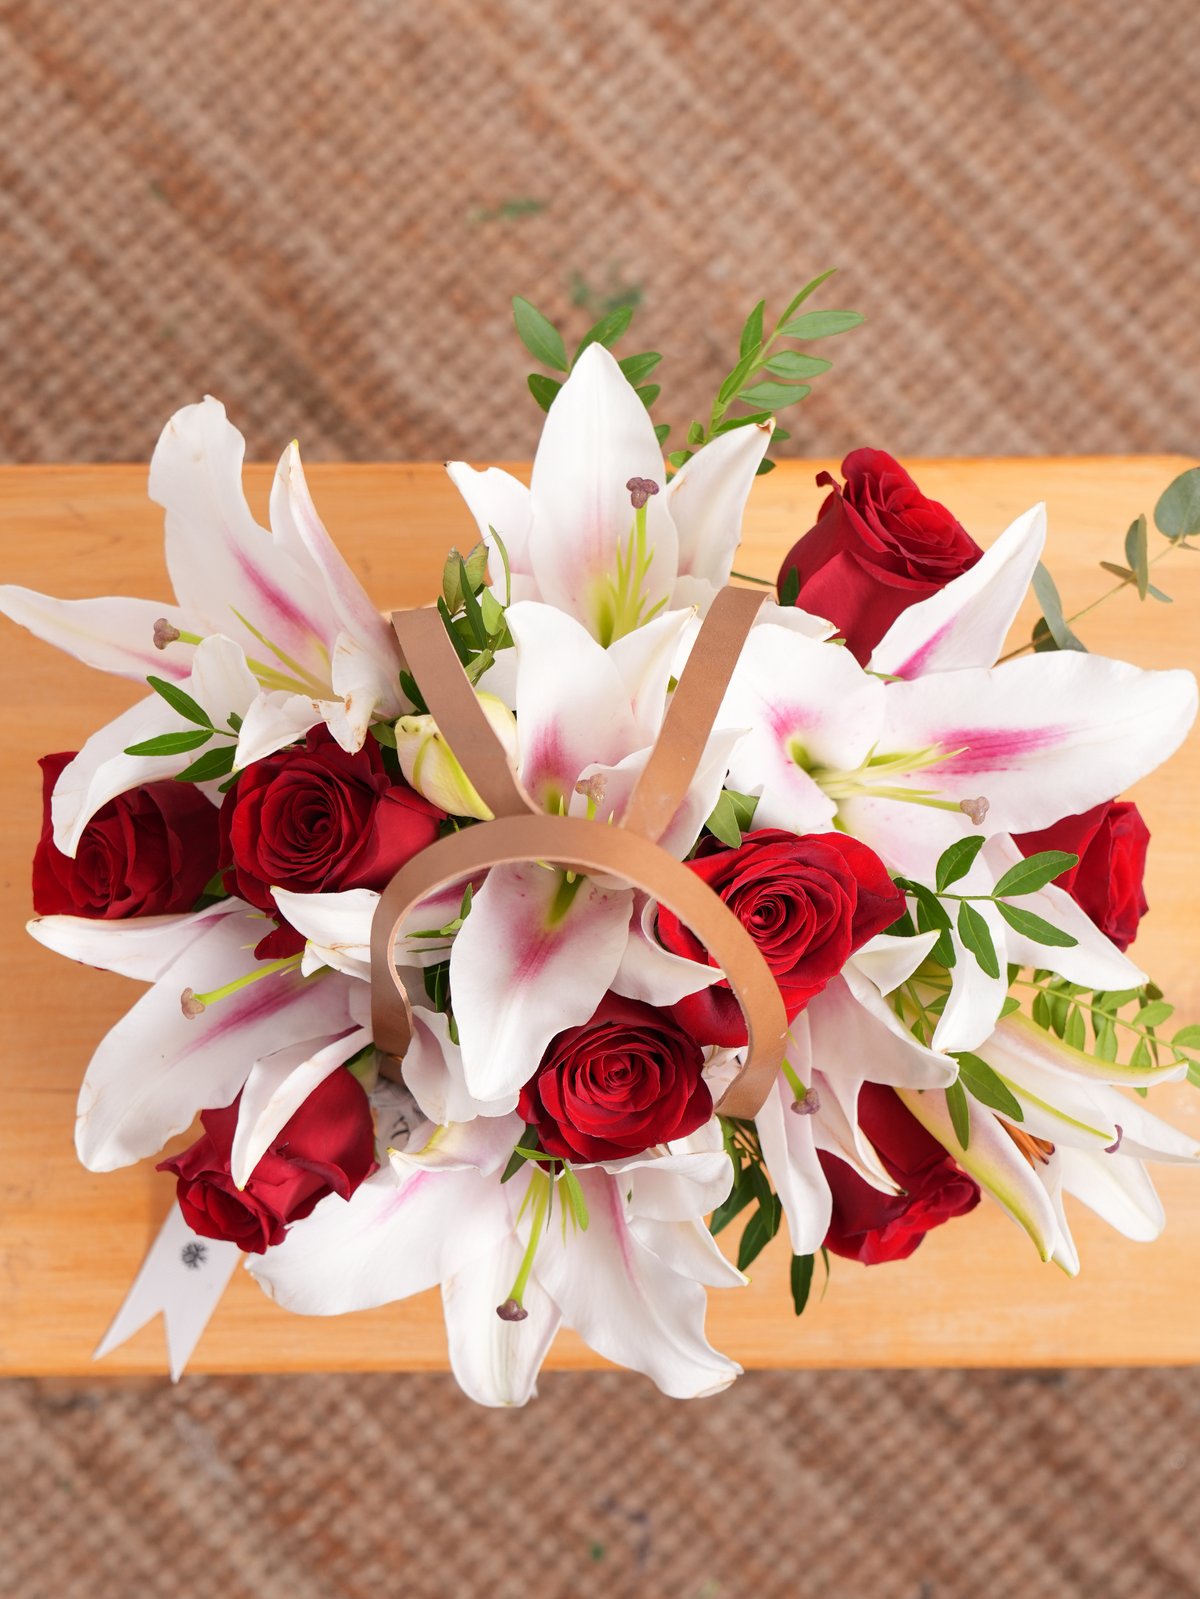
[372,586,788,1120]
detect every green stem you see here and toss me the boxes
[998,543,1182,663]
[507,1171,550,1310]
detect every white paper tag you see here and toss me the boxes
[93,1202,240,1381]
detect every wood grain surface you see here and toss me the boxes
[2,456,1198,1376]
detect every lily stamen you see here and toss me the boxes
[497,1166,551,1322]
[179,953,303,1018]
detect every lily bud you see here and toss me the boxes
[392,691,519,820]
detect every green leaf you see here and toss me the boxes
[779,308,865,339]
[777,269,838,327]
[709,1170,755,1235]
[480,586,506,636]
[1064,1005,1086,1051]
[755,459,776,476]
[512,296,568,371]
[999,995,1022,1019]
[945,1078,971,1150]
[399,669,428,714]
[726,789,759,831]
[1095,1017,1118,1062]
[1154,466,1200,541]
[686,420,706,447]
[739,299,765,360]
[779,565,800,607]
[1171,1024,1200,1050]
[957,900,1000,978]
[994,901,1079,947]
[1148,584,1173,603]
[146,675,213,729]
[790,1253,815,1316]
[737,1192,782,1271]
[575,305,634,362]
[174,742,237,783]
[717,350,763,406]
[1136,1000,1175,1029]
[1032,562,1087,652]
[935,834,986,892]
[992,850,1079,898]
[436,597,473,665]
[896,878,952,931]
[737,380,811,409]
[1046,988,1069,1038]
[1031,990,1052,1031]
[763,351,833,380]
[1100,561,1135,582]
[954,1052,1023,1121]
[457,554,490,650]
[930,928,956,968]
[653,422,671,446]
[124,728,213,757]
[884,909,917,938]
[501,1125,543,1184]
[711,411,774,435]
[527,373,562,413]
[617,351,662,386]
[1129,1037,1152,1069]
[634,383,661,409]
[1030,615,1060,654]
[772,427,791,443]
[560,1166,589,1230]
[705,790,744,848]
[1124,513,1150,599]
[666,449,693,469]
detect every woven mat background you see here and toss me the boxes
[2,0,1200,463]
[5,3,1200,1596]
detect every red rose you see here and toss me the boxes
[776,449,983,664]
[157,1066,377,1254]
[819,1083,980,1264]
[657,829,905,1047]
[220,725,444,957]
[32,751,220,919]
[517,993,712,1163]
[1013,800,1150,952]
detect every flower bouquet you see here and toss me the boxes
[6,280,1200,1405]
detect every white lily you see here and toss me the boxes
[39,901,368,1173]
[0,397,404,852]
[719,620,1197,882]
[447,343,774,641]
[899,1010,1200,1273]
[448,600,743,1103]
[249,1111,742,1406]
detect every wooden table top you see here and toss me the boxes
[3,455,1199,1377]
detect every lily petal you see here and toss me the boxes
[611,893,724,1007]
[445,462,537,593]
[755,1059,832,1257]
[27,899,242,982]
[402,1009,519,1125]
[1058,1145,1165,1241]
[667,422,773,587]
[76,908,357,1171]
[442,1230,561,1407]
[451,860,632,1101]
[527,1165,741,1399]
[526,344,678,643]
[870,504,1046,678]
[848,929,941,997]
[0,589,200,683]
[230,1026,370,1188]
[248,1163,512,1314]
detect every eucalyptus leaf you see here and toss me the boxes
[1154,466,1200,541]
[1032,562,1087,652]
[513,296,569,371]
[1125,513,1150,599]
[779,308,865,339]
[993,901,1079,947]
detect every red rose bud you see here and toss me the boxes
[1013,800,1150,952]
[820,1083,980,1264]
[517,993,713,1163]
[657,829,905,1047]
[776,449,983,664]
[219,725,444,958]
[32,752,221,919]
[157,1067,377,1254]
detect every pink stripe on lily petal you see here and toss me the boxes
[930,724,1068,775]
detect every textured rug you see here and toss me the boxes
[1,0,1199,464]
[4,4,1200,1597]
